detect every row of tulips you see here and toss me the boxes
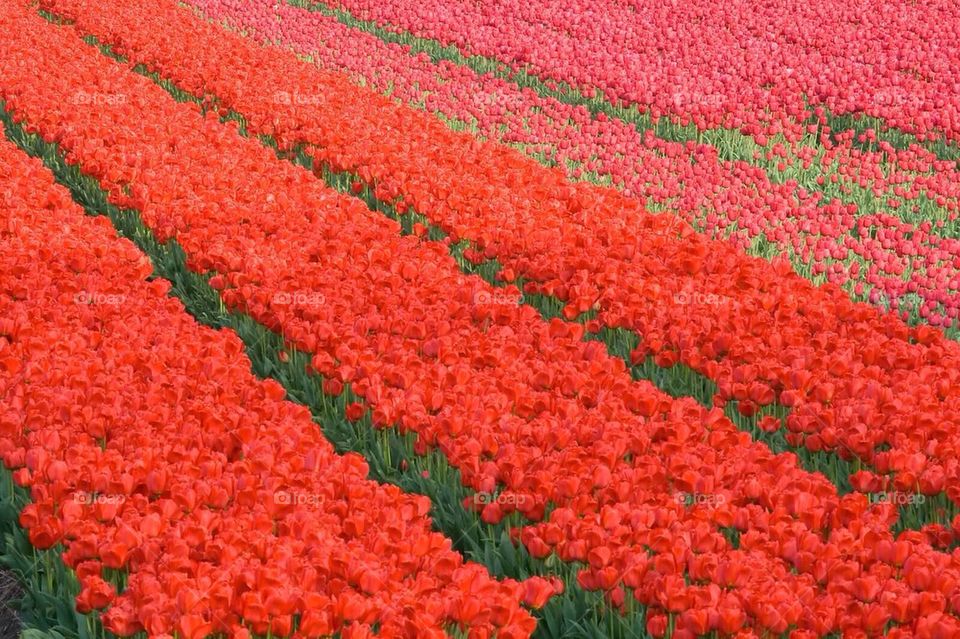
[44,0,960,510]
[310,0,960,149]
[0,129,539,636]
[182,0,960,334]
[7,3,960,636]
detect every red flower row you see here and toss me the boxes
[0,133,537,637]
[41,0,960,507]
[4,2,960,636]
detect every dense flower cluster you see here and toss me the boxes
[317,0,960,145]
[40,0,960,505]
[3,2,960,636]
[0,135,535,637]
[180,0,960,331]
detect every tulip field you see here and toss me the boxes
[1,1,960,638]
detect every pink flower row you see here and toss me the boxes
[316,0,960,145]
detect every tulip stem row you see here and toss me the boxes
[0,471,102,639]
